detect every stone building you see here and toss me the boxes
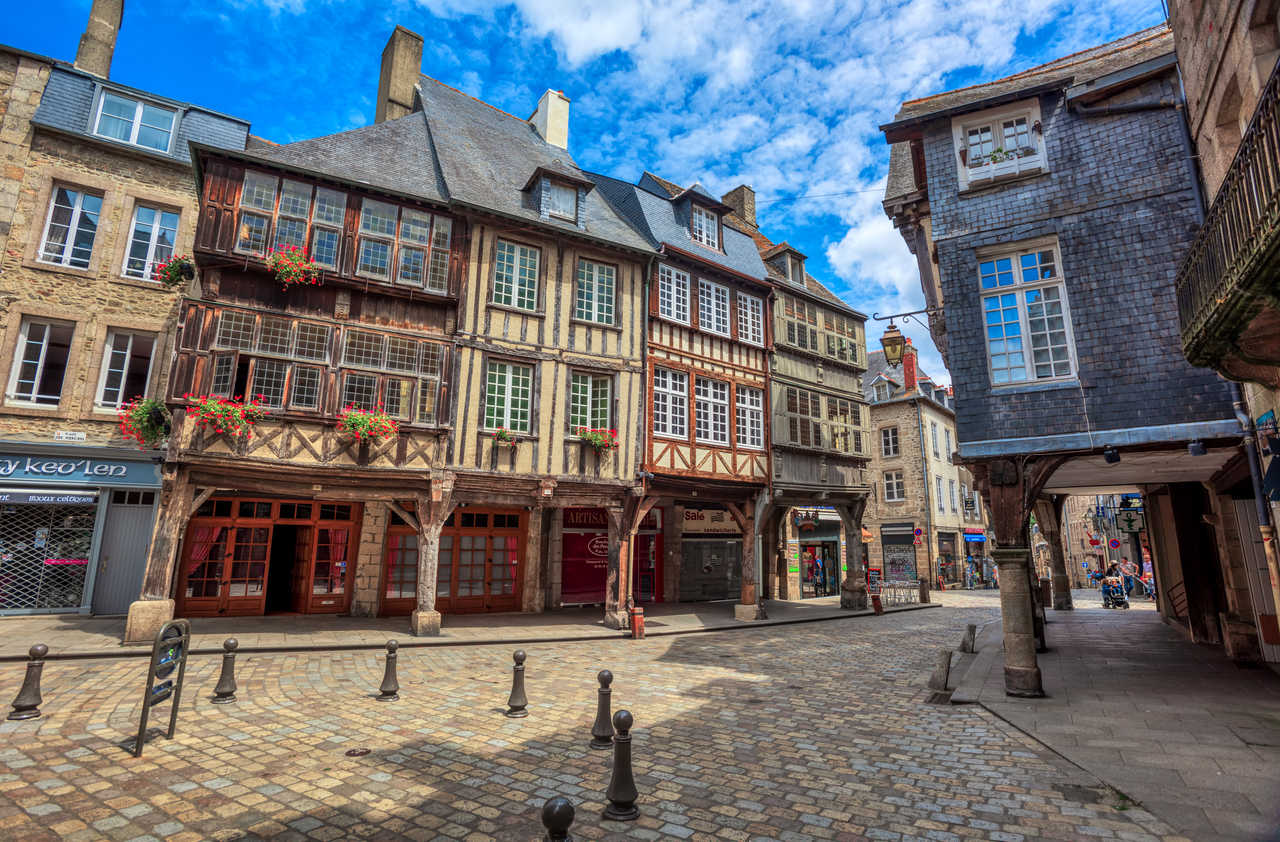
[1169,0,1280,662]
[881,24,1258,694]
[711,184,872,607]
[126,26,653,639]
[862,345,988,589]
[0,1,249,619]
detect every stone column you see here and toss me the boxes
[1033,497,1073,610]
[836,500,868,610]
[993,546,1044,697]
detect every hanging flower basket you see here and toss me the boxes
[337,404,400,442]
[266,245,322,289]
[576,427,618,456]
[490,427,519,445]
[183,393,266,440]
[118,397,171,449]
[152,254,195,289]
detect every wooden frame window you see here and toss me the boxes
[39,186,103,269]
[94,90,175,153]
[694,376,729,445]
[785,386,822,448]
[546,181,578,221]
[309,187,346,270]
[492,240,539,310]
[737,293,764,345]
[881,426,899,457]
[691,204,719,249]
[122,204,179,281]
[484,360,533,433]
[273,179,312,251]
[658,264,690,324]
[96,329,155,409]
[827,396,857,454]
[979,242,1076,385]
[884,471,905,502]
[357,199,397,280]
[574,259,616,325]
[735,384,764,450]
[569,372,611,431]
[697,279,730,337]
[782,295,819,351]
[6,318,74,405]
[652,367,688,439]
[236,171,276,255]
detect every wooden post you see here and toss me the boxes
[1033,496,1073,610]
[124,468,203,643]
[726,500,763,621]
[411,471,454,636]
[835,499,869,610]
[604,504,629,629]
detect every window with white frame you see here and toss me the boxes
[884,471,905,502]
[698,279,730,336]
[961,483,969,515]
[949,479,958,513]
[736,385,764,449]
[493,240,539,310]
[94,91,175,153]
[931,422,939,456]
[691,204,718,249]
[936,476,945,512]
[737,294,763,345]
[574,260,615,324]
[874,382,890,402]
[955,100,1044,188]
[695,377,730,444]
[881,426,899,457]
[6,318,73,405]
[569,372,610,431]
[546,181,577,221]
[484,360,533,433]
[980,243,1075,384]
[653,367,688,438]
[945,427,952,458]
[40,186,103,269]
[122,204,179,280]
[96,330,155,408]
[785,386,823,448]
[658,264,690,324]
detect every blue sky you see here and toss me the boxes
[10,0,1166,382]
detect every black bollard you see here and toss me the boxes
[541,795,574,841]
[590,669,613,749]
[603,709,639,821]
[7,644,48,721]
[212,638,239,704]
[506,650,528,718]
[377,640,399,702]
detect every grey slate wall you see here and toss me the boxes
[923,74,1235,446]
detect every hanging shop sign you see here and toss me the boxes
[0,452,160,488]
[793,510,821,531]
[1117,511,1145,533]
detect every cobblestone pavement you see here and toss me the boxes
[0,593,1188,842]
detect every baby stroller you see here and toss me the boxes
[1099,575,1130,609]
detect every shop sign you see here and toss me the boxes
[1117,511,1145,533]
[0,490,98,505]
[793,509,822,530]
[564,508,607,529]
[963,533,986,543]
[53,431,86,442]
[682,508,736,534]
[0,452,160,487]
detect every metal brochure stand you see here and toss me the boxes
[134,619,190,757]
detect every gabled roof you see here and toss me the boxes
[886,24,1172,128]
[250,112,446,203]
[639,171,682,198]
[415,76,652,253]
[590,172,768,281]
[863,348,941,401]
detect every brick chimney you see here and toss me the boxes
[376,26,424,123]
[530,89,570,148]
[74,0,124,78]
[722,185,756,228]
[902,340,918,393]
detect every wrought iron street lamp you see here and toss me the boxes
[872,307,937,367]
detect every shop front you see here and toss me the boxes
[177,497,360,617]
[561,508,610,606]
[880,523,919,582]
[938,532,959,585]
[632,507,663,603]
[0,446,160,616]
[963,528,987,584]
[793,508,842,598]
[680,507,741,601]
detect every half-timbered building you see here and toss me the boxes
[593,172,773,621]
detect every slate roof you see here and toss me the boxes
[251,112,447,203]
[414,76,652,253]
[884,142,918,202]
[590,172,768,280]
[863,348,944,402]
[890,24,1172,123]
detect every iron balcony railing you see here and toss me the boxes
[1177,58,1280,365]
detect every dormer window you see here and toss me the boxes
[691,205,719,249]
[94,91,176,153]
[787,255,805,285]
[546,181,578,221]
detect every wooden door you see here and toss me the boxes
[380,527,418,616]
[308,525,353,613]
[436,510,523,614]
[289,527,313,613]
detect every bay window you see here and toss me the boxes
[653,367,688,438]
[694,377,729,444]
[980,242,1075,385]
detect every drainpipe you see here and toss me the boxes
[1232,381,1280,623]
[916,397,935,588]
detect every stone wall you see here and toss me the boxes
[0,51,51,261]
[350,502,388,618]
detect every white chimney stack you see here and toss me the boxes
[530,89,570,149]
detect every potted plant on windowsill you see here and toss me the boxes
[337,404,399,442]
[183,393,266,441]
[266,245,322,289]
[152,254,195,289]
[118,396,171,449]
[575,427,618,458]
[490,427,519,446]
